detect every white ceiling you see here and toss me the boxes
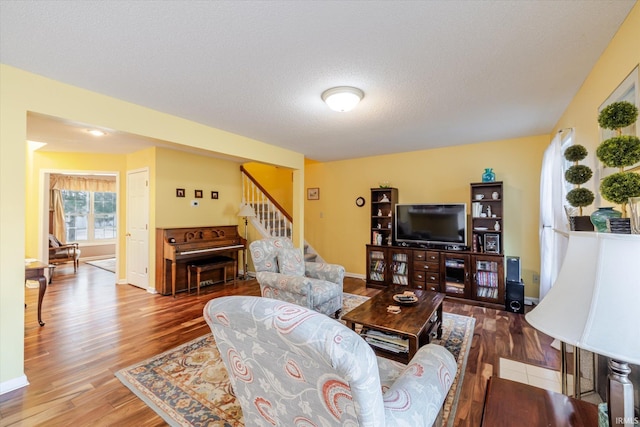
[1,1,636,162]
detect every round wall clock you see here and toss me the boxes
[355,196,366,207]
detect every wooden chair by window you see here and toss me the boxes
[48,234,80,274]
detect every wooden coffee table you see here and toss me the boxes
[342,287,444,364]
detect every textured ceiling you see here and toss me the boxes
[0,1,636,162]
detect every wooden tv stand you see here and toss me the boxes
[365,244,505,309]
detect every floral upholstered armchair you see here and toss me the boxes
[204,296,457,427]
[249,237,344,317]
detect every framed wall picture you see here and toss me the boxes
[195,189,203,198]
[211,191,218,199]
[307,187,319,200]
[484,234,500,254]
[176,188,185,198]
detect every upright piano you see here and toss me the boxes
[156,225,246,296]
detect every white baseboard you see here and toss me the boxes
[525,296,539,306]
[0,374,29,395]
[345,272,366,280]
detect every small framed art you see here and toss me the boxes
[176,188,185,198]
[211,191,219,199]
[484,234,500,254]
[195,190,203,199]
[307,188,320,200]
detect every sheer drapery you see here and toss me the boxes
[51,189,66,243]
[539,130,571,300]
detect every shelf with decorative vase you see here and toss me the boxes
[590,207,622,232]
[482,168,496,183]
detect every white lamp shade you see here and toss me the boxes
[525,232,640,364]
[237,204,256,218]
[322,86,364,112]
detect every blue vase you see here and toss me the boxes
[482,168,495,182]
[590,207,622,232]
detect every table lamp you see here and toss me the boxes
[526,232,640,427]
[237,203,256,280]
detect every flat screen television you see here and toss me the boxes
[395,203,467,247]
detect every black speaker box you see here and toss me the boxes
[506,256,521,283]
[505,280,525,314]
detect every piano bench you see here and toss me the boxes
[187,256,237,295]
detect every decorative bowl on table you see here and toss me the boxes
[393,294,418,305]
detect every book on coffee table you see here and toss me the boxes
[361,329,409,353]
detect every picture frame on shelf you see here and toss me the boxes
[307,187,319,200]
[484,234,500,254]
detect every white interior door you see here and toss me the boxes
[126,169,149,289]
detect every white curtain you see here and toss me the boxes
[539,130,571,300]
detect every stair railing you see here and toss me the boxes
[240,166,324,263]
[241,166,292,239]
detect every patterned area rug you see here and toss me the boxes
[85,258,116,273]
[116,293,474,427]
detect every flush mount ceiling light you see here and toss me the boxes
[87,129,106,137]
[321,86,364,112]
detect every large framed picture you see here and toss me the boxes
[484,234,500,254]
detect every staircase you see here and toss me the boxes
[241,166,321,263]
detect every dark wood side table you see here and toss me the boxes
[481,377,598,427]
[25,260,48,326]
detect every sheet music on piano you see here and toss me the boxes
[155,226,247,296]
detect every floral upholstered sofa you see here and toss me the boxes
[249,237,345,317]
[205,296,456,426]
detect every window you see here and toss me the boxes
[62,190,116,243]
[93,192,117,239]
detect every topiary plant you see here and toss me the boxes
[563,144,594,216]
[600,172,640,205]
[598,101,639,130]
[596,101,640,216]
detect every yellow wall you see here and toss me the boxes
[305,135,548,297]
[0,64,304,390]
[156,148,243,227]
[553,5,640,206]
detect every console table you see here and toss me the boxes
[481,377,598,427]
[25,260,48,326]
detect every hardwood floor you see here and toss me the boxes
[1,262,560,426]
